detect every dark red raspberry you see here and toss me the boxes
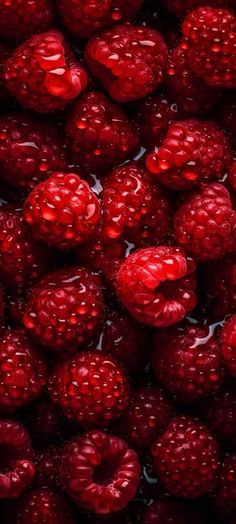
[0,44,10,108]
[0,419,35,499]
[0,328,47,413]
[60,429,140,514]
[0,287,4,324]
[24,266,104,351]
[152,324,225,402]
[85,24,168,102]
[220,314,236,378]
[203,255,236,319]
[230,160,236,189]
[116,246,197,327]
[26,396,67,444]
[174,183,236,261]
[0,113,66,191]
[146,119,232,190]
[182,7,236,88]
[162,0,235,18]
[57,0,144,38]
[218,94,236,144]
[4,31,88,113]
[0,0,53,41]
[24,172,100,249]
[66,91,138,172]
[152,416,219,498]
[119,387,175,449]
[213,454,236,516]
[203,384,236,448]
[142,498,205,524]
[15,487,76,524]
[6,289,27,325]
[35,445,62,489]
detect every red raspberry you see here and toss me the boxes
[0,419,35,499]
[15,487,76,524]
[26,396,67,444]
[49,351,130,427]
[174,183,236,261]
[182,7,236,88]
[4,31,88,113]
[0,44,10,108]
[152,324,225,402]
[0,287,4,324]
[85,24,168,102]
[146,119,232,190]
[0,0,53,41]
[119,387,175,449]
[24,172,100,249]
[230,160,236,189]
[220,314,236,378]
[0,113,66,192]
[203,255,236,319]
[152,416,219,498]
[213,454,236,516]
[60,429,140,514]
[218,94,236,144]
[57,0,144,38]
[203,384,236,447]
[24,266,104,351]
[66,91,138,171]
[0,328,47,413]
[35,445,62,489]
[116,246,197,327]
[162,0,235,18]
[142,498,205,524]
[6,289,27,325]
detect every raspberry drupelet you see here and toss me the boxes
[4,31,88,113]
[85,24,168,102]
[146,119,232,190]
[202,383,236,448]
[60,430,141,514]
[220,314,236,378]
[48,351,130,427]
[213,454,236,516]
[24,266,104,351]
[152,416,219,498]
[141,498,206,524]
[15,487,76,524]
[0,419,35,499]
[65,91,138,172]
[116,246,197,327]
[0,0,54,41]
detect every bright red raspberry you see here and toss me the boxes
[182,7,236,88]
[60,430,140,514]
[174,183,236,261]
[85,24,168,102]
[0,328,47,413]
[203,255,236,319]
[116,246,197,327]
[146,119,232,190]
[152,324,225,402]
[213,454,236,516]
[66,91,138,171]
[203,384,236,447]
[15,487,76,524]
[220,314,236,378]
[24,266,104,351]
[48,351,130,427]
[0,44,10,108]
[24,172,100,249]
[119,387,175,449]
[35,445,62,489]
[26,396,67,444]
[0,113,66,192]
[0,419,35,499]
[142,498,205,524]
[57,0,144,38]
[4,31,88,113]
[152,416,219,498]
[0,0,53,41]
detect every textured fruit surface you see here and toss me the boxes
[35,445,62,488]
[203,255,236,319]
[203,384,236,448]
[15,487,76,524]
[162,0,236,18]
[213,454,236,515]
[0,0,53,41]
[141,498,205,524]
[0,44,10,108]
[220,314,236,378]
[60,430,140,514]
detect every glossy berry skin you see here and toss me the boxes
[0,419,35,499]
[0,0,53,41]
[49,351,130,427]
[0,329,47,413]
[24,266,104,351]
[213,454,236,516]
[182,7,236,88]
[141,498,205,524]
[220,315,236,378]
[174,183,236,261]
[85,24,168,102]
[4,31,88,113]
[0,113,67,191]
[116,246,197,327]
[15,487,76,524]
[146,119,232,190]
[60,430,140,514]
[152,324,225,403]
[203,385,236,448]
[24,172,100,249]
[35,445,62,489]
[152,416,219,498]
[66,91,138,172]
[57,0,144,38]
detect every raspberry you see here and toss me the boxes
[116,246,197,327]
[24,172,100,249]
[146,119,232,190]
[6,289,27,325]
[57,0,144,38]
[213,454,236,516]
[0,0,53,41]
[162,0,235,18]
[152,416,219,498]
[174,183,236,261]
[0,44,10,108]
[0,113,66,192]
[203,255,236,319]
[85,24,168,102]
[202,384,236,447]
[25,396,67,444]
[218,94,236,143]
[60,429,140,514]
[24,266,103,351]
[15,487,76,524]
[220,314,236,378]
[4,31,88,113]
[0,419,35,499]
[65,91,138,171]
[182,7,236,88]
[142,498,205,524]
[230,160,236,189]
[35,445,62,489]
[119,387,175,449]
[152,324,225,402]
